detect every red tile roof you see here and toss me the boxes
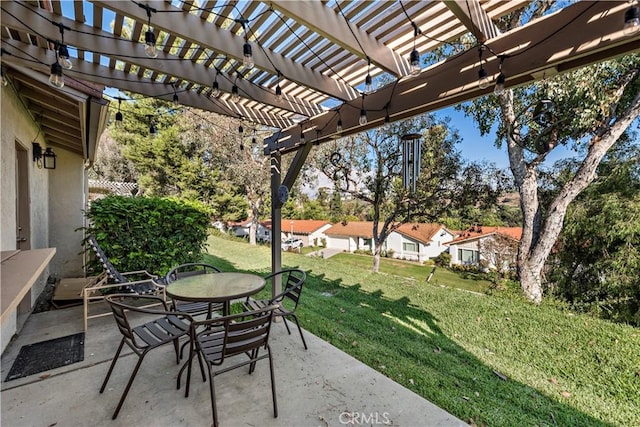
[324,221,374,238]
[284,219,332,235]
[447,226,523,244]
[396,223,446,244]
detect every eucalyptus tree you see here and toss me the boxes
[315,115,506,272]
[458,5,640,303]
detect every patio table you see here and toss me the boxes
[166,272,266,316]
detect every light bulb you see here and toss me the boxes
[173,93,179,105]
[364,74,373,93]
[624,6,640,36]
[494,73,506,95]
[115,111,123,127]
[149,124,157,137]
[48,62,64,88]
[1,70,8,87]
[300,131,305,144]
[275,84,282,99]
[409,49,420,76]
[336,119,343,133]
[211,81,221,98]
[58,44,72,70]
[243,42,254,69]
[478,68,490,89]
[359,109,367,125]
[231,85,240,102]
[144,29,158,58]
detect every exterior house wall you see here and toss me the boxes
[386,227,453,262]
[448,240,481,265]
[306,224,332,247]
[326,235,352,251]
[1,86,51,353]
[49,149,86,277]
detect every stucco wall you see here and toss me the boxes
[49,148,86,277]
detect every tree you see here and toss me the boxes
[457,4,640,303]
[548,142,640,324]
[315,115,506,272]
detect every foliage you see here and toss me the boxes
[548,143,640,325]
[434,251,451,267]
[207,235,640,427]
[313,114,507,272]
[85,195,210,275]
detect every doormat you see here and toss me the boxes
[5,332,84,381]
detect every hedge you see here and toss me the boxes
[85,195,211,276]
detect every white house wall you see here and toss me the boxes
[386,228,453,262]
[327,235,351,251]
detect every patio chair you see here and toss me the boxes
[100,294,192,420]
[179,305,278,427]
[242,269,308,349]
[82,236,165,331]
[165,263,223,318]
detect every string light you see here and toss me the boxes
[364,57,373,93]
[239,19,254,69]
[140,4,158,58]
[494,56,506,95]
[359,95,367,125]
[275,71,283,99]
[210,69,221,98]
[624,3,640,36]
[55,24,72,70]
[231,84,240,102]
[477,47,490,89]
[409,22,421,76]
[115,98,123,127]
[172,82,179,105]
[299,124,306,144]
[1,68,8,87]
[148,115,157,137]
[49,61,64,88]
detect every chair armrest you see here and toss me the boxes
[120,270,158,279]
[106,294,192,319]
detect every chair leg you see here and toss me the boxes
[290,314,308,350]
[111,352,148,419]
[100,339,125,393]
[172,337,181,364]
[267,345,278,418]
[208,366,219,427]
[281,316,292,335]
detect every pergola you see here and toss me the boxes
[2,0,639,278]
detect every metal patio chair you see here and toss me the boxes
[179,305,279,427]
[82,236,166,331]
[100,294,192,420]
[242,268,308,349]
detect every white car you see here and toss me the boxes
[281,238,303,251]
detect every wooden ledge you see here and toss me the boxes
[1,248,56,325]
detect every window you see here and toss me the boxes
[403,241,418,252]
[458,249,479,264]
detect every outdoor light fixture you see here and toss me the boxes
[494,57,506,95]
[624,4,640,36]
[299,124,306,144]
[147,115,157,137]
[32,142,57,170]
[49,61,64,88]
[57,43,72,70]
[211,70,221,98]
[275,71,283,99]
[364,57,373,93]
[231,84,240,102]
[140,3,158,58]
[336,118,343,133]
[238,125,244,134]
[243,41,254,69]
[115,98,123,127]
[409,22,421,76]
[172,83,179,106]
[359,95,367,125]
[477,47,490,89]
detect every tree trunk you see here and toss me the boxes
[372,243,382,273]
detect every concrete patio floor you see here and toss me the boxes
[1,304,466,427]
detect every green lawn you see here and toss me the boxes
[203,235,640,427]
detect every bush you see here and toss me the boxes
[85,195,211,276]
[434,252,451,267]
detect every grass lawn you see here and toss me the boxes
[204,235,640,427]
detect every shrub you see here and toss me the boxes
[85,195,211,276]
[434,251,451,267]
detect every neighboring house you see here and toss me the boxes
[324,221,453,262]
[324,221,374,253]
[388,223,455,262]
[1,65,108,353]
[284,220,332,247]
[229,219,272,242]
[447,226,522,270]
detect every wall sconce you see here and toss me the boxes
[32,142,57,169]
